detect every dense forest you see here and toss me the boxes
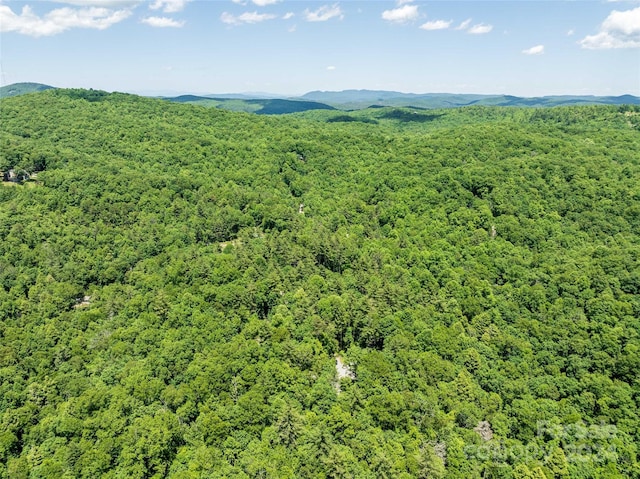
[1,89,639,478]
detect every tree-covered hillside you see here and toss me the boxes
[166,96,336,115]
[0,83,55,99]
[1,89,639,478]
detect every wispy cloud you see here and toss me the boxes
[0,4,131,36]
[141,16,184,27]
[56,1,141,6]
[220,10,276,25]
[580,6,640,49]
[567,28,575,36]
[327,65,336,70]
[150,0,188,13]
[381,4,418,23]
[283,12,294,20]
[232,0,279,5]
[468,23,493,34]
[420,19,452,31]
[522,44,544,55]
[455,18,472,30]
[304,4,343,22]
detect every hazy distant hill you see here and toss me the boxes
[203,92,285,100]
[166,95,336,114]
[0,82,55,98]
[300,89,640,109]
[301,89,424,103]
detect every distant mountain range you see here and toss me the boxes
[2,83,639,113]
[299,90,640,109]
[165,90,640,114]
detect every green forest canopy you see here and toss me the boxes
[1,89,639,478]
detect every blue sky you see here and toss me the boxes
[1,0,639,96]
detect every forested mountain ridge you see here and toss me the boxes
[0,82,55,98]
[1,89,639,478]
[165,95,337,115]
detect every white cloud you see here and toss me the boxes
[327,65,336,70]
[0,4,131,36]
[381,4,418,23]
[150,0,188,13]
[251,0,279,5]
[141,16,184,27]
[283,12,294,20]
[580,31,640,48]
[57,1,141,6]
[602,6,640,34]
[396,0,415,4]
[567,28,575,36]
[522,44,544,55]
[455,18,471,30]
[468,23,493,34]
[580,6,640,48]
[304,4,343,22]
[420,19,452,31]
[220,10,276,25]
